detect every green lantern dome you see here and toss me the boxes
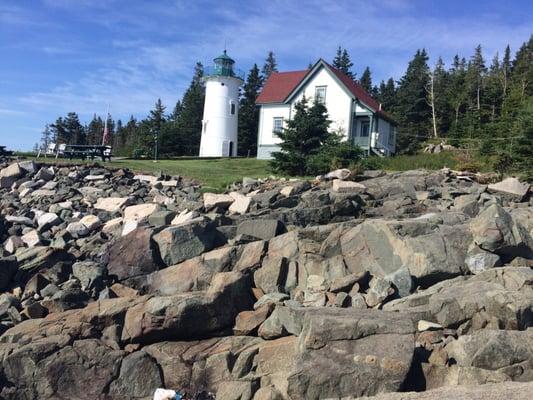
[204,49,244,80]
[214,50,235,65]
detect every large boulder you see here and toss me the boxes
[285,309,415,399]
[384,267,533,331]
[444,329,533,381]
[352,382,533,400]
[488,177,530,201]
[470,204,533,260]
[340,218,471,289]
[136,246,238,295]
[106,227,162,281]
[1,338,124,400]
[108,351,163,398]
[153,217,220,266]
[121,271,253,343]
[237,219,286,241]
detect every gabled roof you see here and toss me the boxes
[256,59,396,124]
[256,70,309,104]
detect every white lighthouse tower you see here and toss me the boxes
[199,50,244,157]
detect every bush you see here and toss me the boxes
[131,148,145,159]
[306,141,363,175]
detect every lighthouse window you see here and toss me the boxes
[230,102,236,115]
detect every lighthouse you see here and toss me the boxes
[199,50,244,157]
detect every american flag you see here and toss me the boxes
[102,115,110,145]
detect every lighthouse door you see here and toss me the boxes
[222,141,229,156]
[228,141,234,157]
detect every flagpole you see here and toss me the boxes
[102,103,109,146]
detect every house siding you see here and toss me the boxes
[257,104,291,160]
[290,67,352,139]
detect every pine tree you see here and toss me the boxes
[394,49,431,153]
[86,115,104,145]
[262,51,278,80]
[40,124,52,149]
[464,45,487,136]
[270,97,330,175]
[359,67,372,92]
[169,101,182,121]
[61,112,85,145]
[332,47,355,79]
[377,78,396,112]
[162,62,205,156]
[238,64,263,156]
[50,117,66,144]
[501,45,512,96]
[447,55,468,137]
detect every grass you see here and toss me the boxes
[27,150,500,192]
[33,157,273,192]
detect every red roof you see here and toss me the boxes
[256,60,395,123]
[256,70,308,104]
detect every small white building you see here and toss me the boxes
[199,50,244,157]
[255,59,397,159]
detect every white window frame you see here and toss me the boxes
[315,85,327,104]
[272,117,283,135]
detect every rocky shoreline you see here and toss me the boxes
[0,160,532,399]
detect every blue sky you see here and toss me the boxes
[1,0,532,150]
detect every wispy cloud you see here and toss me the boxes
[2,0,532,150]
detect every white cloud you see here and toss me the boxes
[4,0,532,150]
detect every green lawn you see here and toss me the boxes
[28,151,498,192]
[34,157,273,191]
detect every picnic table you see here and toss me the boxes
[64,145,112,162]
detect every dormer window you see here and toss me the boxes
[315,86,327,104]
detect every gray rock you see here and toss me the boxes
[72,261,105,291]
[148,210,176,226]
[108,351,163,398]
[465,247,501,274]
[470,204,533,260]
[237,219,286,240]
[107,227,161,281]
[153,217,219,266]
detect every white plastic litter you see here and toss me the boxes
[153,388,178,400]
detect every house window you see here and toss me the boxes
[360,121,370,137]
[315,86,327,104]
[273,117,283,135]
[230,102,236,115]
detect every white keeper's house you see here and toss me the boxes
[255,59,397,159]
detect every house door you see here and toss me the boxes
[360,121,370,138]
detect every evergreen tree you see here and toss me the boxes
[394,49,431,153]
[447,55,468,136]
[332,46,355,79]
[270,97,331,175]
[161,62,205,156]
[40,124,52,149]
[464,45,487,136]
[63,112,85,145]
[86,115,104,145]
[377,78,396,112]
[238,64,263,156]
[169,101,182,121]
[262,51,278,80]
[148,99,166,132]
[50,117,66,144]
[359,67,372,92]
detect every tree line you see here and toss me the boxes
[39,37,532,168]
